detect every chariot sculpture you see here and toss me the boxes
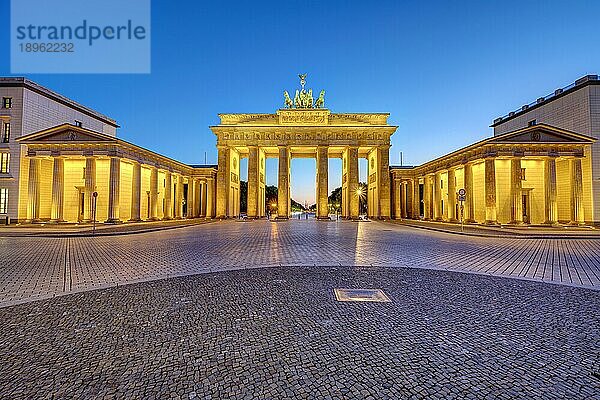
[283,74,325,109]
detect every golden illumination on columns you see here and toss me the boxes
[129,161,142,221]
[571,157,584,225]
[216,146,229,219]
[484,157,497,224]
[404,180,412,219]
[83,156,96,223]
[26,157,41,222]
[247,146,260,218]
[206,177,214,219]
[377,146,391,219]
[175,175,184,219]
[106,156,121,223]
[447,168,456,221]
[347,146,359,219]
[163,171,173,220]
[199,179,206,217]
[316,146,329,219]
[50,156,64,222]
[393,178,402,220]
[510,158,523,224]
[187,178,195,218]
[423,175,432,220]
[463,164,474,223]
[433,172,442,220]
[277,145,290,219]
[413,178,420,218]
[544,156,558,225]
[149,166,159,220]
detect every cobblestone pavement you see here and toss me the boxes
[0,267,598,399]
[1,220,600,306]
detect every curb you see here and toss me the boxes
[0,220,215,238]
[394,221,600,239]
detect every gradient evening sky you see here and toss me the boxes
[1,0,599,205]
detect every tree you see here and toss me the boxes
[262,184,305,213]
[265,185,278,212]
[326,184,368,214]
[328,187,342,214]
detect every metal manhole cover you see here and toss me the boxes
[334,288,391,303]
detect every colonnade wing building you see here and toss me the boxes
[391,75,599,225]
[0,75,598,226]
[0,78,216,224]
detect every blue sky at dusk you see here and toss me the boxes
[1,0,599,205]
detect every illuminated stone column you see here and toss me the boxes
[394,178,402,220]
[199,179,207,217]
[277,145,290,219]
[405,180,413,219]
[510,158,523,224]
[463,164,474,222]
[26,157,41,222]
[544,156,558,225]
[347,146,359,219]
[484,157,497,224]
[163,171,173,220]
[187,178,195,218]
[206,177,214,219]
[377,146,391,219]
[106,157,121,223]
[216,146,229,219]
[175,175,184,219]
[149,166,159,220]
[447,168,456,222]
[129,161,142,222]
[194,179,204,218]
[433,172,442,220]
[316,146,329,219]
[412,178,420,219]
[247,146,259,218]
[83,156,96,223]
[571,157,584,225]
[50,156,64,222]
[423,175,432,220]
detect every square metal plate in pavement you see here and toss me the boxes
[334,288,391,303]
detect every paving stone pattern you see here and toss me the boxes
[1,220,600,306]
[0,267,598,399]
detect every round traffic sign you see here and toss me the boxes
[92,191,98,198]
[458,188,466,196]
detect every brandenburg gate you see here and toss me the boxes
[210,75,398,220]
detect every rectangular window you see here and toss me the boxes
[2,97,12,109]
[440,180,443,189]
[82,167,86,179]
[520,168,526,180]
[528,119,536,127]
[2,123,9,143]
[0,188,7,214]
[74,120,82,127]
[0,153,9,173]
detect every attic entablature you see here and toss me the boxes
[216,112,391,126]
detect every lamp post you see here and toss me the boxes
[92,191,98,235]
